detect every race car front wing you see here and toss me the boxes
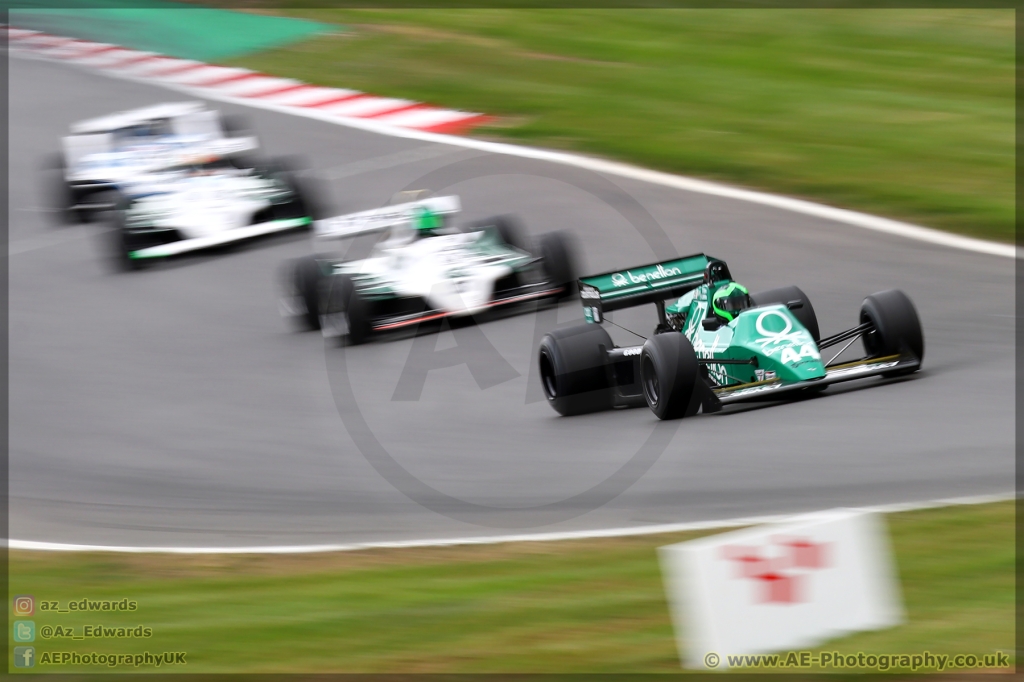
[603,347,920,412]
[128,217,311,260]
[712,353,919,406]
[316,283,565,339]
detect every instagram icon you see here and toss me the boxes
[13,596,34,617]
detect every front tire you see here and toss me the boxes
[860,289,924,376]
[472,215,529,252]
[538,324,614,416]
[335,274,372,345]
[640,333,702,420]
[108,195,147,272]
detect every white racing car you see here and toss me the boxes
[108,152,317,270]
[48,101,257,223]
[281,193,578,344]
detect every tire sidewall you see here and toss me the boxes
[538,324,613,415]
[641,333,700,420]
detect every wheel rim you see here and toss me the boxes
[539,350,558,400]
[860,310,881,355]
[642,355,659,406]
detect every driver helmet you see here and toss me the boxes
[712,281,752,322]
[413,206,444,233]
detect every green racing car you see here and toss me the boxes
[538,254,924,420]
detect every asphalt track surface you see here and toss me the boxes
[10,55,1014,548]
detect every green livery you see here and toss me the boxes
[540,253,924,420]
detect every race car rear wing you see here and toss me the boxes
[62,134,259,179]
[578,253,713,323]
[314,195,461,240]
[69,102,209,135]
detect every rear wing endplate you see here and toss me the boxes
[62,133,113,170]
[314,195,461,240]
[578,253,713,322]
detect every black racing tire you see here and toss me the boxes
[109,199,145,272]
[44,153,84,225]
[220,114,251,138]
[293,256,324,330]
[259,158,319,224]
[640,332,702,420]
[274,170,312,222]
[537,231,578,300]
[860,289,924,377]
[322,273,372,345]
[750,285,820,343]
[538,324,614,416]
[471,215,529,252]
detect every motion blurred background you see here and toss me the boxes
[8,4,1013,673]
[13,4,1010,240]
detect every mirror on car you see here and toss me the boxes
[702,317,723,331]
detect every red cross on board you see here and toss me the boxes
[775,537,830,569]
[754,571,802,604]
[720,545,769,578]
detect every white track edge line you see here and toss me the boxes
[9,492,1014,554]
[8,47,1016,260]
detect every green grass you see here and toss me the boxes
[9,500,1013,673]
[219,9,1014,242]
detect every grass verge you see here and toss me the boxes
[9,500,1013,673]
[220,8,1013,242]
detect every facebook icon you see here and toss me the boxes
[14,646,35,668]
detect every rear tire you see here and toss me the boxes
[538,324,614,416]
[860,289,924,377]
[751,285,820,343]
[537,231,577,300]
[640,332,702,420]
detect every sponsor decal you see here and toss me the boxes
[622,346,642,357]
[753,310,820,365]
[610,263,683,287]
[754,369,777,382]
[580,287,601,300]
